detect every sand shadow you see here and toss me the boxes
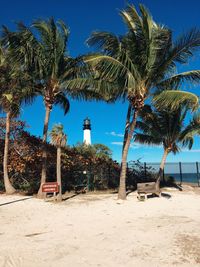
[161,192,172,199]
[25,232,48,237]
[0,196,32,207]
[146,192,172,199]
[126,189,135,196]
[62,193,81,201]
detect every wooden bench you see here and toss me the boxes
[137,182,161,201]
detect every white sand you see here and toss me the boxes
[0,188,200,267]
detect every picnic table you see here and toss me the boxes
[137,181,161,200]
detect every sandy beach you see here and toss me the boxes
[0,187,200,267]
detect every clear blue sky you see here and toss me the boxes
[1,0,200,163]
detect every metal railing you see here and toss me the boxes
[66,161,200,191]
[127,161,200,186]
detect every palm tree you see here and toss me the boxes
[135,105,200,185]
[83,4,200,199]
[49,124,67,201]
[0,46,35,194]
[0,94,17,194]
[3,19,99,197]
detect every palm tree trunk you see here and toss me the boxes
[122,103,132,152]
[118,109,139,200]
[37,106,51,198]
[3,111,16,194]
[157,149,169,186]
[57,146,62,201]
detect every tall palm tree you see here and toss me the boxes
[135,105,200,185]
[0,46,35,194]
[3,19,100,197]
[83,4,200,199]
[0,93,18,194]
[49,124,67,201]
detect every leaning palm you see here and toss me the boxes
[83,4,200,199]
[49,124,67,201]
[0,46,35,194]
[3,18,101,197]
[135,105,200,186]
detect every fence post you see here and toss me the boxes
[179,162,183,185]
[144,162,147,179]
[196,162,200,187]
[88,172,90,191]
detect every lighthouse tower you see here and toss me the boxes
[83,117,91,145]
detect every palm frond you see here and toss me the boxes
[87,32,121,56]
[64,77,120,102]
[179,112,200,145]
[139,4,154,40]
[120,4,142,33]
[170,28,200,64]
[54,93,70,115]
[158,70,200,89]
[85,52,139,93]
[155,28,200,81]
[136,102,198,155]
[134,133,162,146]
[85,54,130,78]
[181,136,194,150]
[57,19,70,40]
[153,90,199,111]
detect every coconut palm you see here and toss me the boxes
[0,46,35,194]
[83,4,200,199]
[0,93,18,194]
[2,18,102,197]
[49,124,67,201]
[135,105,200,185]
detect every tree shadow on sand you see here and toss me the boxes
[0,196,32,207]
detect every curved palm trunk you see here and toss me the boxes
[156,149,169,187]
[37,106,51,198]
[118,109,139,200]
[57,146,62,201]
[123,103,132,152]
[3,111,16,194]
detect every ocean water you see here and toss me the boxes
[165,173,200,184]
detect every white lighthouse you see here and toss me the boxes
[83,117,91,145]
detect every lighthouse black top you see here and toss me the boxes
[83,117,91,130]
